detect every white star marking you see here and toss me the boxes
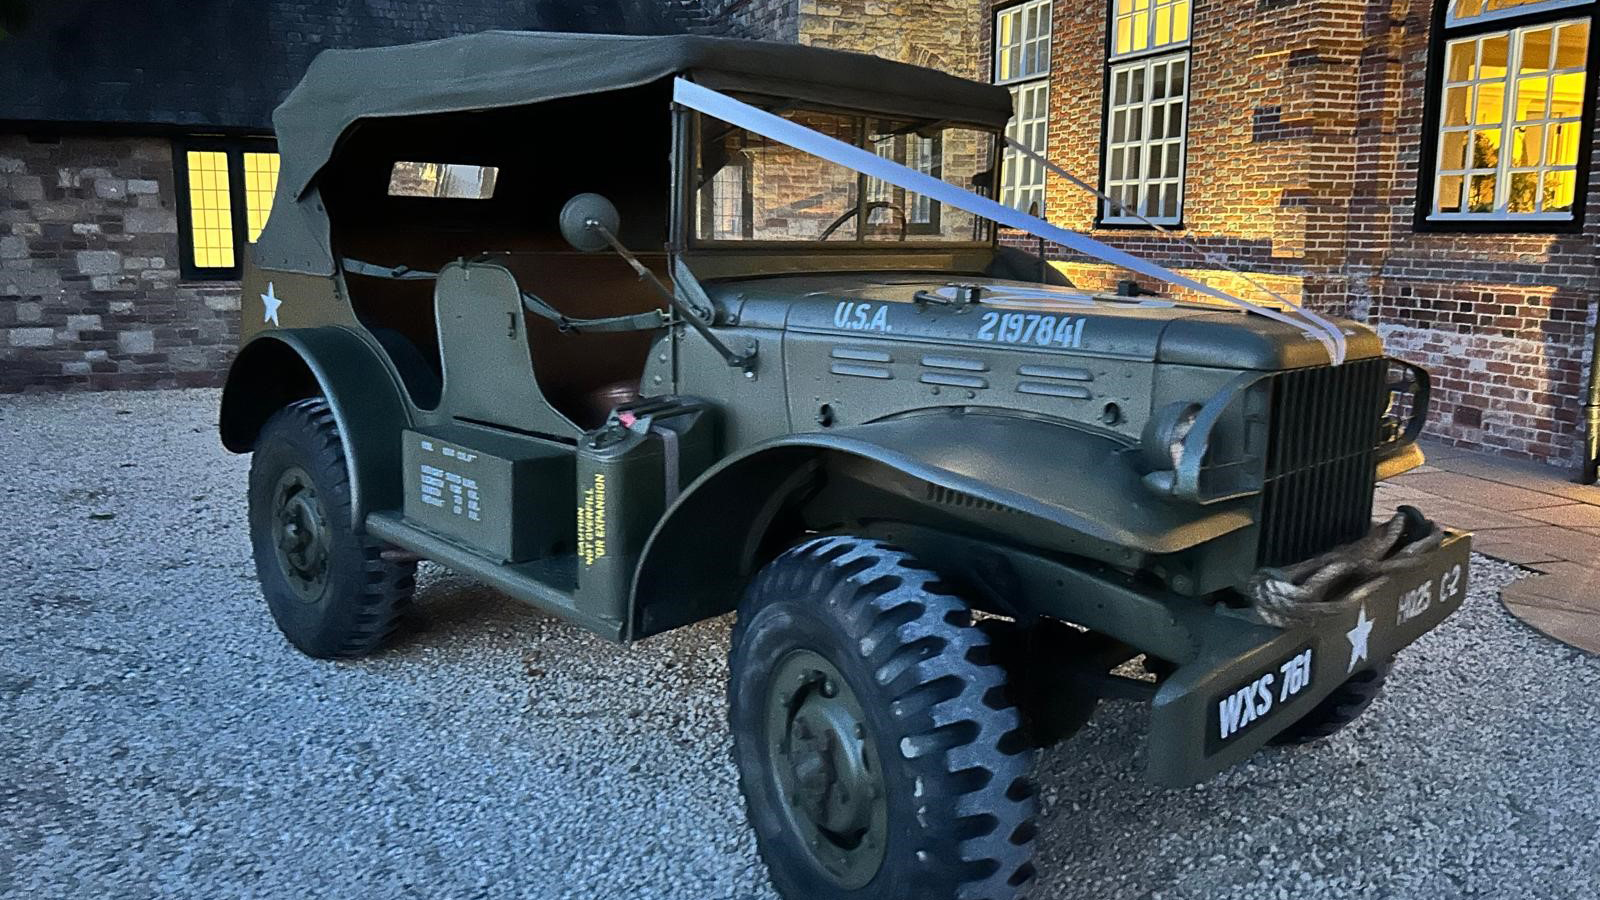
[261,282,282,327]
[1346,604,1374,673]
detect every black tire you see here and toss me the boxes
[729,536,1038,900]
[1270,660,1392,745]
[248,398,415,658]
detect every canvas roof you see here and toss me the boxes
[272,31,1015,200]
[258,31,1015,275]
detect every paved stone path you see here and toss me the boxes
[1383,441,1600,654]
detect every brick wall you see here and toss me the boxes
[980,0,1600,466]
[1345,1,1600,464]
[0,135,239,391]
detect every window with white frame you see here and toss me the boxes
[1448,0,1591,26]
[994,0,1051,215]
[864,133,943,234]
[1425,0,1593,224]
[708,163,749,238]
[1110,0,1191,59]
[1102,50,1188,223]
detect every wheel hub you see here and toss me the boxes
[271,467,330,601]
[766,650,887,889]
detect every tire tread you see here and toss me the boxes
[731,535,1038,900]
[250,398,415,658]
[1270,660,1391,745]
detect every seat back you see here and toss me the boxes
[434,261,576,437]
[497,251,666,428]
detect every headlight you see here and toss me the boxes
[1142,401,1203,472]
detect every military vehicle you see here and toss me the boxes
[222,32,1471,900]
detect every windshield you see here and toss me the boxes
[692,107,998,245]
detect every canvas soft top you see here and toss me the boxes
[256,31,1015,275]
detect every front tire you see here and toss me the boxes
[247,398,415,658]
[729,536,1038,900]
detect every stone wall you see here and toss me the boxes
[796,0,984,77]
[0,135,239,392]
[699,0,800,40]
[715,0,984,76]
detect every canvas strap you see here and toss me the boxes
[340,256,669,334]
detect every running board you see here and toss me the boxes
[365,511,624,642]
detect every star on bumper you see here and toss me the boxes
[1346,604,1374,673]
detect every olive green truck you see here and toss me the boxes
[220,32,1471,900]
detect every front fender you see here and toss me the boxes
[628,410,1254,639]
[219,327,412,529]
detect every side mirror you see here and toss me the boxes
[559,192,621,253]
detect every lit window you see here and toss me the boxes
[185,150,235,270]
[994,0,1051,83]
[995,0,1051,216]
[1427,9,1591,223]
[1111,0,1191,59]
[176,141,279,279]
[1103,54,1189,223]
[1448,0,1591,26]
[243,152,280,242]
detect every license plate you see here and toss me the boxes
[1207,645,1315,751]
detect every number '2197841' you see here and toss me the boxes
[977,311,1084,349]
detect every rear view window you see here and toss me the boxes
[387,162,499,199]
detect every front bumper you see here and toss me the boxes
[1146,528,1472,786]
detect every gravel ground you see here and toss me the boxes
[2,388,1597,900]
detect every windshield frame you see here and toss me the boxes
[674,100,1003,253]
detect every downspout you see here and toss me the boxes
[1583,301,1600,483]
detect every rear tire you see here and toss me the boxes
[729,536,1038,900]
[1270,660,1391,745]
[247,398,415,658]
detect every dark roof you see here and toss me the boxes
[275,30,1015,196]
[0,0,697,131]
[255,30,1017,277]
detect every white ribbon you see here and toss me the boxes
[1002,136,1348,362]
[672,77,1347,364]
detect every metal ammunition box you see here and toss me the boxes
[401,427,574,563]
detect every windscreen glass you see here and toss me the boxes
[694,108,997,244]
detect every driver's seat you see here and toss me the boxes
[499,252,667,430]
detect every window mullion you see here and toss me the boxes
[1141,61,1156,216]
[1497,37,1521,214]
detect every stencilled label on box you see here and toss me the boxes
[416,440,481,522]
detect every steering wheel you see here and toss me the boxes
[819,200,908,241]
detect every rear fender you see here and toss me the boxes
[219,327,412,529]
[628,411,1255,639]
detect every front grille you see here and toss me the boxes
[1256,358,1389,567]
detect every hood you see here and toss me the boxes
[706,273,1381,370]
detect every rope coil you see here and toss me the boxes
[1250,508,1444,628]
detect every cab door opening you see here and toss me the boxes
[321,84,675,428]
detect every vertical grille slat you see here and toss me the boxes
[1257,358,1387,568]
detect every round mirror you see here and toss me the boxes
[559,193,621,253]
